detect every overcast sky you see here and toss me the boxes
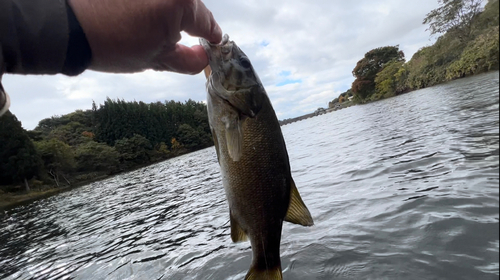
[4,0,440,130]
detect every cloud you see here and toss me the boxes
[4,0,439,129]
[276,79,302,87]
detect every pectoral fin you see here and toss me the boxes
[224,117,244,161]
[211,128,221,164]
[203,65,212,79]
[230,211,248,242]
[285,178,314,226]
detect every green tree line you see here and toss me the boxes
[0,99,213,193]
[330,0,498,107]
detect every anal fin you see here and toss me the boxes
[284,178,314,226]
[230,211,248,242]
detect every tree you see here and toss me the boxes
[34,139,75,187]
[92,98,213,149]
[171,138,182,151]
[351,46,405,101]
[446,25,499,78]
[374,60,407,99]
[47,121,88,146]
[423,0,484,41]
[151,141,171,161]
[404,0,498,89]
[176,123,211,149]
[0,112,41,190]
[114,134,152,167]
[35,110,94,144]
[75,141,120,174]
[472,0,499,31]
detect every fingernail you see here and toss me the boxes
[211,24,223,44]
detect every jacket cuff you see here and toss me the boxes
[0,0,69,74]
[61,0,91,76]
[0,83,11,117]
[0,0,91,75]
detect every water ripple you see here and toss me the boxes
[1,72,498,279]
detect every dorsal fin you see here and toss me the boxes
[284,178,314,226]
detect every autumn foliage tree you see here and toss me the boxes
[351,46,405,101]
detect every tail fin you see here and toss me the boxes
[245,265,282,280]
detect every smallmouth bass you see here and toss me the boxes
[200,34,313,280]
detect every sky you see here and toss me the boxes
[4,0,440,130]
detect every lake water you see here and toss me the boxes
[1,71,498,280]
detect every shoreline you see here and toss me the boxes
[0,175,109,211]
[0,149,196,211]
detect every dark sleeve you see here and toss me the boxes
[0,0,91,76]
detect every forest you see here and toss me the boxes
[0,99,213,203]
[330,0,499,106]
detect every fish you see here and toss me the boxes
[200,34,314,280]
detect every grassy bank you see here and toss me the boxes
[0,174,110,211]
[1,187,76,211]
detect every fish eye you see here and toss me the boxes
[239,57,251,69]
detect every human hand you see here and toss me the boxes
[68,0,222,74]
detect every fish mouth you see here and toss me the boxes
[199,34,228,85]
[200,34,230,63]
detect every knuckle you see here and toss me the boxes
[176,0,197,12]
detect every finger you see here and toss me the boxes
[157,44,208,74]
[181,0,222,44]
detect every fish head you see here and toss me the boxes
[200,34,264,118]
